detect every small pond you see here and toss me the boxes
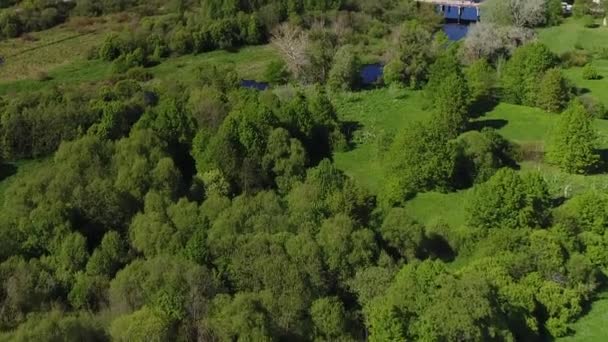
[240,79,269,90]
[360,63,383,85]
[442,23,470,41]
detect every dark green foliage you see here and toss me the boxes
[536,68,570,113]
[310,297,349,340]
[382,120,459,206]
[466,168,551,229]
[547,100,600,174]
[264,60,290,85]
[558,191,608,234]
[456,129,519,185]
[380,208,426,260]
[546,0,564,26]
[0,1,68,40]
[384,20,441,88]
[426,53,471,136]
[109,306,172,342]
[0,310,107,341]
[0,81,148,160]
[501,43,558,106]
[465,58,496,108]
[327,44,361,91]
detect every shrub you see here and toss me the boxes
[546,99,600,174]
[383,59,405,86]
[264,60,290,85]
[582,64,601,80]
[99,34,127,61]
[327,44,360,92]
[582,15,597,28]
[580,95,607,118]
[34,71,52,81]
[595,47,608,60]
[560,50,591,67]
[501,43,558,106]
[573,0,592,18]
[125,67,154,82]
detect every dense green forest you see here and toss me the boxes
[1,0,608,340]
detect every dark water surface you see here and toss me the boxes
[442,23,470,41]
[240,79,269,90]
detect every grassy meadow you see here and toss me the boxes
[0,14,278,95]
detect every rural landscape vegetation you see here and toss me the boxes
[2,0,608,340]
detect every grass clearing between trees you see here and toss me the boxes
[333,88,430,193]
[333,88,608,228]
[0,15,129,82]
[558,291,608,342]
[539,18,608,106]
[150,45,280,84]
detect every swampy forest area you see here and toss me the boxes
[1,0,608,340]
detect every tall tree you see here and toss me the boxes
[426,52,471,136]
[536,68,570,113]
[547,100,600,174]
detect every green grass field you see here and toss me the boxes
[538,18,608,54]
[0,45,277,95]
[558,291,608,342]
[333,88,608,227]
[0,15,129,82]
[333,88,430,192]
[539,18,608,106]
[151,45,279,83]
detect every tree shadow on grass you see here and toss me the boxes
[468,119,509,132]
[424,234,456,262]
[591,148,608,174]
[341,120,363,150]
[577,87,591,95]
[0,163,17,182]
[469,97,500,119]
